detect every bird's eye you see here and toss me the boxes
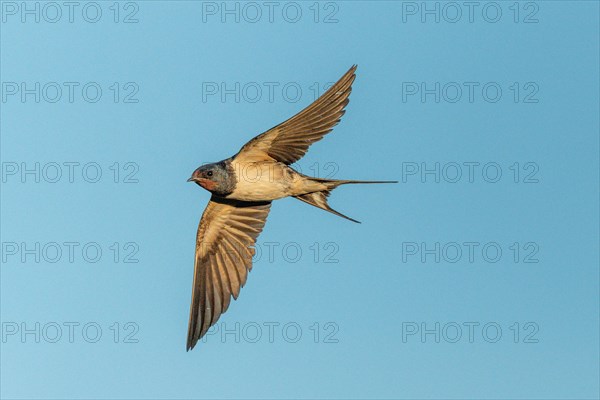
[206,170,213,177]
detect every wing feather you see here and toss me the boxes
[235,65,357,164]
[187,196,271,350]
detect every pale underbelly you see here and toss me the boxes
[227,182,291,202]
[227,161,295,202]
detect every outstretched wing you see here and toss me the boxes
[187,196,271,351]
[235,65,357,164]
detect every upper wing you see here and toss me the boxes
[235,65,357,164]
[187,196,271,351]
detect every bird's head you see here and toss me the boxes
[188,162,234,196]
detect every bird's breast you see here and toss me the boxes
[227,161,294,202]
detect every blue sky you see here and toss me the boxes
[1,1,598,399]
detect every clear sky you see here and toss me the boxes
[1,1,598,399]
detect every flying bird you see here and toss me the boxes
[186,65,396,350]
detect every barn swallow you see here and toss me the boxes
[186,65,396,350]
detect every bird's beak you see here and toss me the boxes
[187,177,195,182]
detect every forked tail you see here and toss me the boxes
[293,178,397,223]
